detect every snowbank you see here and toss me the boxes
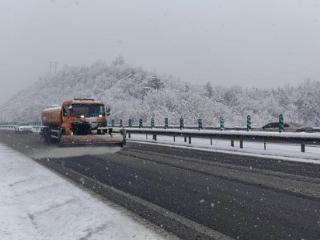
[0,144,176,240]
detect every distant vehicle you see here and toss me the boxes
[262,122,290,131]
[295,127,320,133]
[15,125,33,133]
[262,122,302,132]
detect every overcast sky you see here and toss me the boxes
[1,0,320,104]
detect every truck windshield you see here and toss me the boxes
[72,104,105,117]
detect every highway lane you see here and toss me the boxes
[59,143,320,240]
[0,132,320,240]
[127,142,320,179]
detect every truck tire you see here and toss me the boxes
[57,127,66,143]
[41,127,53,144]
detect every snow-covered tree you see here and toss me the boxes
[204,81,213,98]
[1,58,320,127]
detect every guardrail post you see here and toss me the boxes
[128,132,131,139]
[180,117,184,129]
[301,143,306,153]
[198,119,203,130]
[128,119,132,128]
[152,134,157,141]
[164,118,169,129]
[188,136,191,144]
[279,114,284,133]
[139,119,143,128]
[231,139,234,147]
[264,141,267,150]
[220,117,224,130]
[240,139,243,149]
[247,115,251,131]
[119,119,123,127]
[173,136,176,142]
[184,136,187,142]
[210,137,212,145]
[151,118,155,128]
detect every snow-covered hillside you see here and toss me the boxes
[1,59,320,127]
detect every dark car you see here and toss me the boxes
[262,122,303,132]
[296,127,320,133]
[262,122,290,131]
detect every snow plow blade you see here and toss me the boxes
[59,134,125,146]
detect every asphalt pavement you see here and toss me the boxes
[0,131,319,240]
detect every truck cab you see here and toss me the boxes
[61,98,108,135]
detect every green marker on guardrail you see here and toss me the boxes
[119,119,123,127]
[198,119,203,129]
[220,117,224,130]
[164,118,169,129]
[111,119,115,127]
[151,118,155,128]
[247,115,251,131]
[279,114,284,133]
[180,117,184,129]
[128,119,132,128]
[139,119,143,128]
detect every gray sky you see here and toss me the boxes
[1,0,320,104]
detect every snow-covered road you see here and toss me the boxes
[0,143,177,240]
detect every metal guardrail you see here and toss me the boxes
[2,124,320,153]
[111,125,248,131]
[0,125,43,133]
[118,127,320,153]
[0,125,17,130]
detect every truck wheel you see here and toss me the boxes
[120,138,126,147]
[41,127,52,144]
[57,128,65,143]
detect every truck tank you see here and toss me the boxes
[41,106,62,128]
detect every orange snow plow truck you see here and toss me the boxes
[40,98,126,146]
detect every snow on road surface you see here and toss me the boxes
[0,143,177,240]
[130,134,320,163]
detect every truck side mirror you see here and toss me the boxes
[105,105,111,116]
